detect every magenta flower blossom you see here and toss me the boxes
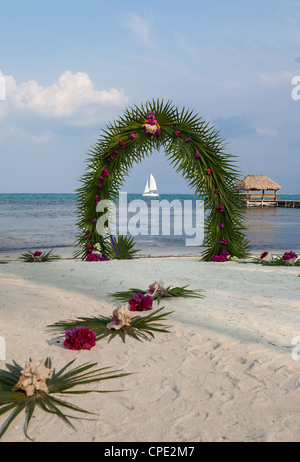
[86,253,100,261]
[206,168,212,175]
[216,205,224,213]
[63,326,96,351]
[195,152,201,158]
[282,251,298,261]
[130,133,135,139]
[215,189,219,194]
[220,237,227,245]
[33,251,43,257]
[147,112,157,126]
[103,168,109,177]
[220,223,224,228]
[93,218,97,223]
[185,137,191,142]
[128,292,153,312]
[174,130,181,136]
[95,195,100,201]
[120,140,126,148]
[114,150,119,154]
[100,176,104,181]
[260,251,269,260]
[97,183,102,189]
[211,250,229,262]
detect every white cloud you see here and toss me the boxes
[122,13,152,48]
[260,70,294,86]
[256,127,278,136]
[0,69,128,122]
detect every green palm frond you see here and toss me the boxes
[106,234,140,260]
[19,250,60,262]
[109,286,204,305]
[73,99,249,261]
[47,307,173,344]
[239,256,300,266]
[0,358,130,440]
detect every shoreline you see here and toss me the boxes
[1,247,299,262]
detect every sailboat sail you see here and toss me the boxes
[148,173,157,192]
[143,173,159,196]
[143,178,149,194]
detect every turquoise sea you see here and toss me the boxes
[0,193,299,257]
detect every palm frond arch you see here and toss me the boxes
[75,99,250,261]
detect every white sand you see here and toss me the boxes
[1,257,300,442]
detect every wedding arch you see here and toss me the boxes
[74,99,249,261]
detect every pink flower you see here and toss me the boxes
[185,137,191,142]
[95,195,100,201]
[195,152,201,158]
[206,168,212,175]
[174,130,181,136]
[260,251,269,260]
[211,250,229,262]
[63,326,96,350]
[216,205,224,213]
[220,237,227,245]
[220,223,224,228]
[128,292,153,312]
[97,183,102,188]
[130,133,135,139]
[93,218,97,223]
[282,251,298,261]
[33,251,42,257]
[114,150,119,154]
[215,189,219,194]
[103,168,109,176]
[100,176,104,181]
[120,140,126,148]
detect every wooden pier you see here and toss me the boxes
[277,199,300,208]
[241,195,300,208]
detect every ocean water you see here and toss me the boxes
[0,193,300,258]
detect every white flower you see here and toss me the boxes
[144,123,157,134]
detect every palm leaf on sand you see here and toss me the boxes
[0,358,130,440]
[109,285,204,305]
[19,250,60,262]
[48,307,173,343]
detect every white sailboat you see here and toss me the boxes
[143,173,159,197]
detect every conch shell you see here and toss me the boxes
[106,304,133,330]
[145,280,165,298]
[261,251,272,263]
[12,359,53,396]
[285,257,298,266]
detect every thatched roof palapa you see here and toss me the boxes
[235,174,281,191]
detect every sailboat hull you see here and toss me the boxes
[142,192,159,197]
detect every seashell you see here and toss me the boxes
[228,256,239,262]
[145,280,165,298]
[12,359,53,396]
[261,251,272,263]
[106,304,133,330]
[285,257,298,266]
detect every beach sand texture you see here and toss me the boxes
[0,257,300,442]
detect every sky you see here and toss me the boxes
[1,0,300,194]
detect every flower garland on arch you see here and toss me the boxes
[74,99,249,262]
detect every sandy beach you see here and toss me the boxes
[1,256,300,442]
